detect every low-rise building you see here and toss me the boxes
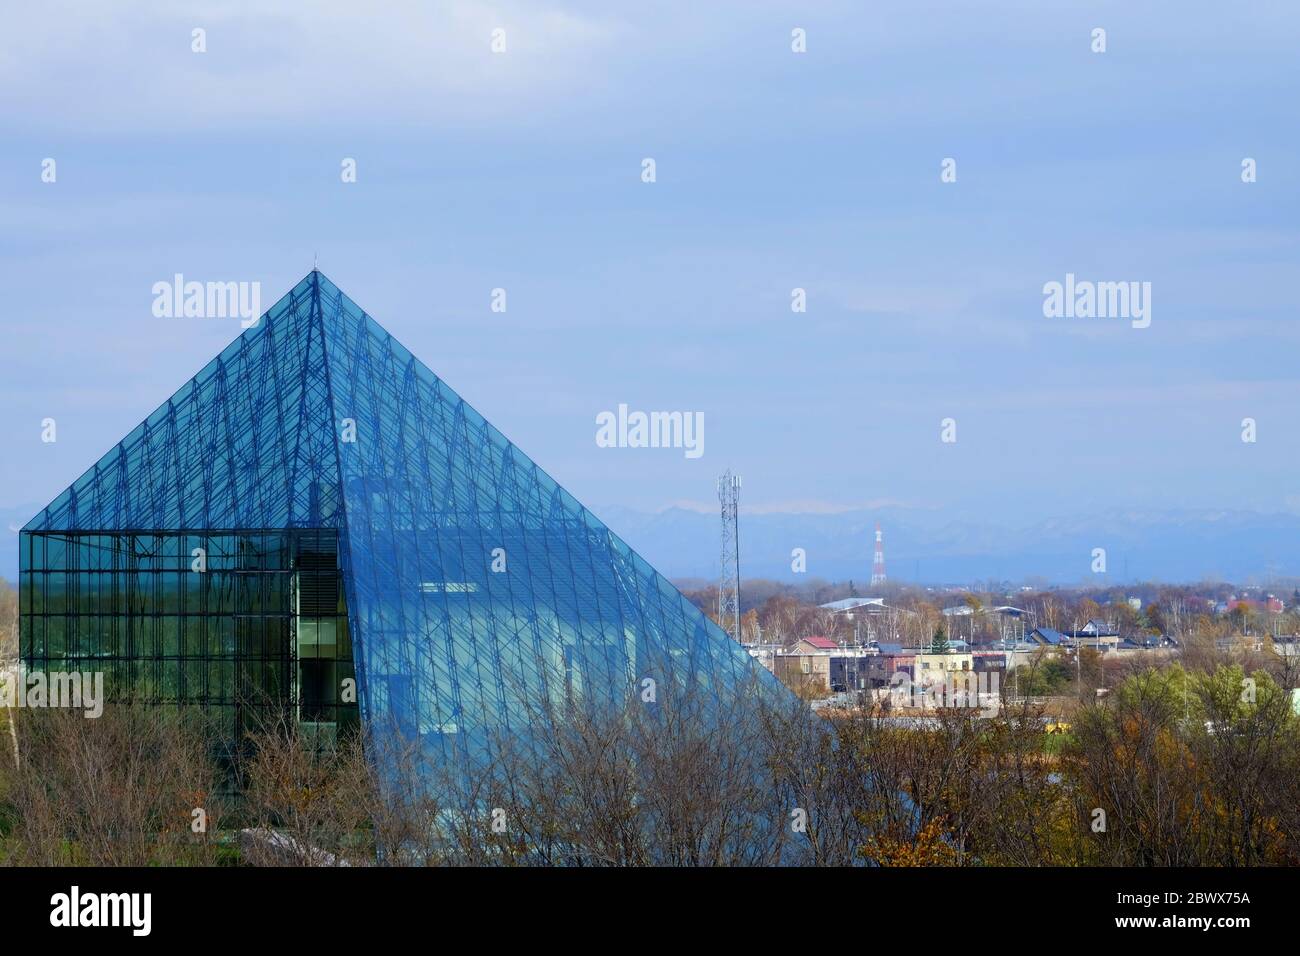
[771,635,836,692]
[774,652,830,693]
[1066,619,1121,653]
[915,651,974,677]
[863,647,915,688]
[1027,627,1066,647]
[819,597,887,616]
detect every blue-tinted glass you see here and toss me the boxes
[19,271,791,794]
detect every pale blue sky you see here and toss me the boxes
[2,1,1298,543]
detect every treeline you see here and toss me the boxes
[2,659,1299,866]
[678,577,1300,649]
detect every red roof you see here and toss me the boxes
[1230,597,1285,613]
[802,635,838,650]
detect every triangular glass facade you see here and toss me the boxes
[22,271,788,785]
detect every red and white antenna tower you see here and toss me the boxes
[871,521,886,587]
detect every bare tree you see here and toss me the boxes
[2,705,225,866]
[0,580,19,771]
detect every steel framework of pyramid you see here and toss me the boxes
[20,271,787,783]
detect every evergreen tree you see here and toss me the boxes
[930,625,949,654]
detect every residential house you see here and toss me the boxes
[1027,627,1066,647]
[774,635,837,693]
[1067,619,1121,654]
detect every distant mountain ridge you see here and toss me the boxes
[591,505,1300,586]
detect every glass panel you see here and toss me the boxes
[14,271,787,800]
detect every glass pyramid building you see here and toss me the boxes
[19,271,787,786]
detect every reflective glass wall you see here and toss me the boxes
[18,528,359,746]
